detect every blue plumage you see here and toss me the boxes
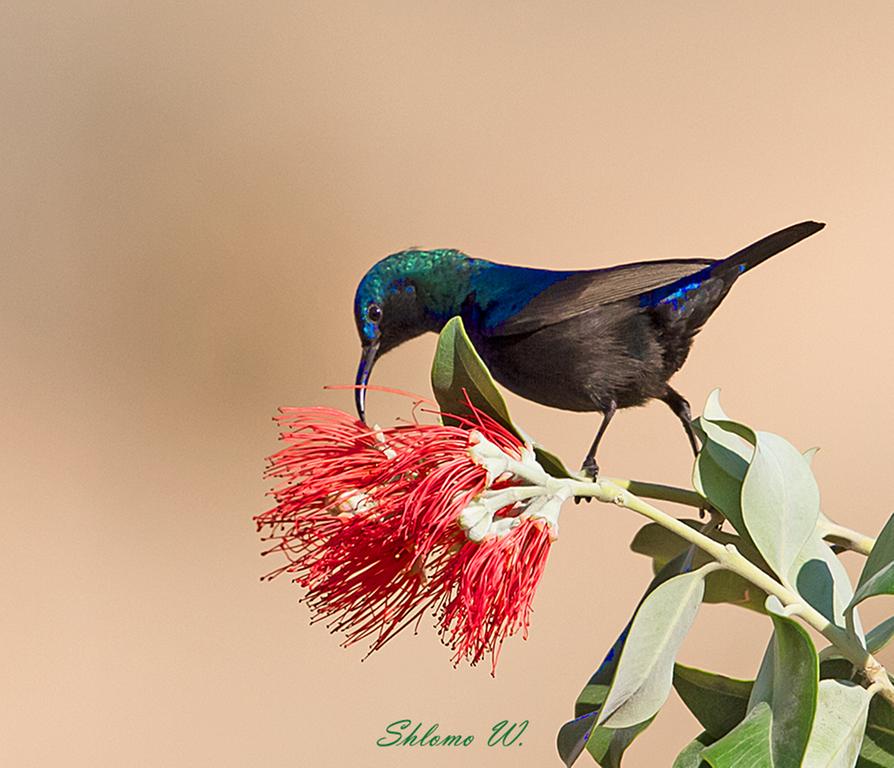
[467,261,573,332]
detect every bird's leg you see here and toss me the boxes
[662,386,719,521]
[661,386,699,457]
[580,400,617,480]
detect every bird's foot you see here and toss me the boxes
[574,458,599,505]
[580,457,599,480]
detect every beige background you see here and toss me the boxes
[3,2,893,766]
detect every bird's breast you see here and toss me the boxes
[468,305,670,413]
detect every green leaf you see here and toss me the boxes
[597,565,709,728]
[748,596,820,767]
[630,520,769,612]
[858,514,894,591]
[867,617,894,655]
[631,520,769,574]
[430,317,571,477]
[850,563,894,613]
[859,697,894,767]
[431,316,514,430]
[858,729,894,768]
[533,445,571,480]
[557,713,597,768]
[819,657,857,682]
[700,569,769,614]
[802,680,873,768]
[701,702,773,768]
[672,731,716,768]
[629,520,702,573]
[673,664,753,739]
[585,717,654,768]
[849,513,894,611]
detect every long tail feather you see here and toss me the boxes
[718,220,825,276]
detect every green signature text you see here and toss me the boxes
[377,719,528,748]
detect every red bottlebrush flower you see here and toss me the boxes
[435,516,557,669]
[255,401,570,672]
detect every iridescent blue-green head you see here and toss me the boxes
[353,248,473,421]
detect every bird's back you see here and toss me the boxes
[469,258,714,336]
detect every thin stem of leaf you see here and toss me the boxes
[818,519,875,556]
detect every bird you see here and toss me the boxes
[353,221,824,477]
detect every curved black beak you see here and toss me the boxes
[355,340,380,424]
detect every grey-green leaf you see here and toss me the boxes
[738,429,821,583]
[692,391,753,536]
[597,566,708,728]
[802,680,873,768]
[701,702,773,768]
[673,664,754,739]
[749,596,820,767]
[694,391,824,585]
[791,534,863,638]
[558,554,695,767]
[557,686,655,768]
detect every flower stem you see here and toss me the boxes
[601,477,706,509]
[569,478,894,706]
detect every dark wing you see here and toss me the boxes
[480,259,713,337]
[480,221,825,337]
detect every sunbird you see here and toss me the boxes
[353,221,824,476]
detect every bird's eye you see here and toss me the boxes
[366,303,382,323]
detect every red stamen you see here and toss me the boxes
[254,399,555,671]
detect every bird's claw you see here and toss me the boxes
[574,459,599,505]
[580,458,599,481]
